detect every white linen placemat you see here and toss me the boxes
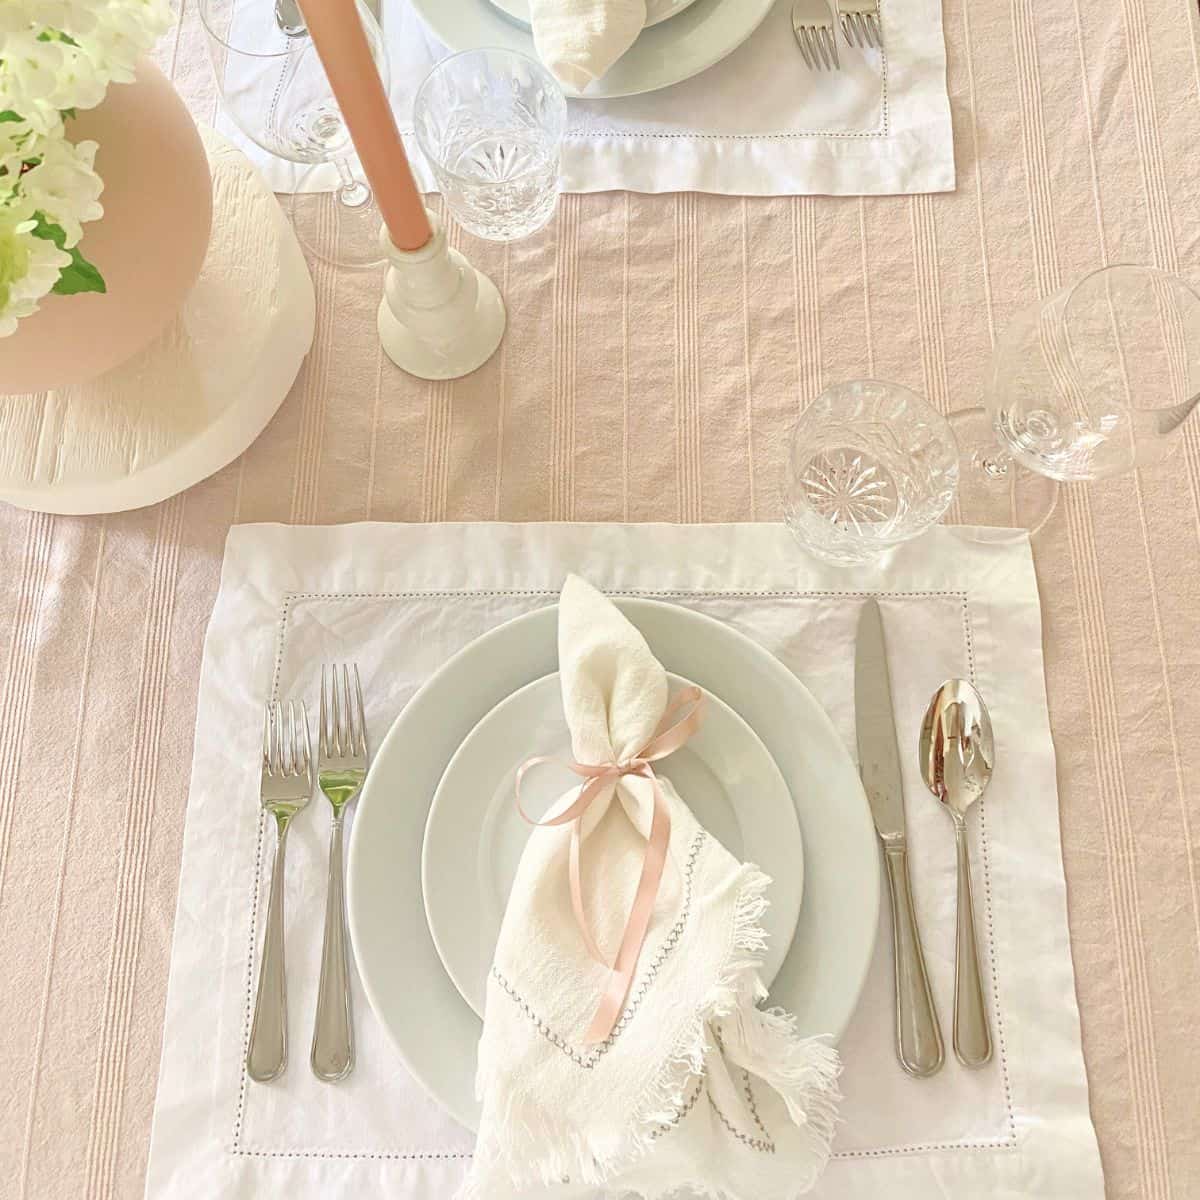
[221,0,953,196]
[144,523,1102,1199]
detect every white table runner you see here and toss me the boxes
[226,0,953,196]
[145,523,1101,1199]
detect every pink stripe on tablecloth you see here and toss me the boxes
[83,498,185,1200]
[0,512,54,901]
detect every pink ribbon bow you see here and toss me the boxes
[515,686,706,1044]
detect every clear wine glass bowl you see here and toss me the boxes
[988,264,1200,481]
[784,381,960,566]
[200,0,390,268]
[200,0,387,164]
[413,49,566,242]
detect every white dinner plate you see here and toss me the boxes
[348,598,879,1130]
[486,0,701,32]
[423,671,804,1018]
[409,0,775,99]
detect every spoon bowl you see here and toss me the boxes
[919,678,995,820]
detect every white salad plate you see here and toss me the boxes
[408,0,774,99]
[486,0,700,32]
[422,670,804,1018]
[347,597,879,1130]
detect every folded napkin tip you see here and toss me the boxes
[546,63,596,94]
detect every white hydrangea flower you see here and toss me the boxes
[0,0,173,120]
[80,0,174,87]
[0,28,73,134]
[18,136,104,246]
[0,116,37,194]
[0,205,73,337]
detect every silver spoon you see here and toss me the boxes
[275,0,306,37]
[919,679,994,1068]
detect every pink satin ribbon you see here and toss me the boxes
[515,686,706,1044]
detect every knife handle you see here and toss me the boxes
[883,842,944,1077]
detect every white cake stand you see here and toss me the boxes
[0,126,315,516]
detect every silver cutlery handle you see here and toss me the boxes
[311,816,354,1081]
[952,821,992,1067]
[883,842,944,1077]
[247,822,291,1082]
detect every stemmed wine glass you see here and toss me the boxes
[200,0,391,270]
[951,264,1200,531]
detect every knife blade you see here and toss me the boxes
[854,597,944,1077]
[855,598,905,840]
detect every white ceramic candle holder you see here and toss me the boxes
[377,211,506,381]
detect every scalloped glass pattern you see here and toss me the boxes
[784,381,960,566]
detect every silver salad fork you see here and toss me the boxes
[311,663,369,1082]
[247,700,312,1083]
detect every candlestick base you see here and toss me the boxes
[377,214,506,381]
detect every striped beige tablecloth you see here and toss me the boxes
[2,3,1198,1198]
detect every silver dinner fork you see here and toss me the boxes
[838,0,883,49]
[247,700,312,1083]
[311,664,369,1082]
[792,0,840,71]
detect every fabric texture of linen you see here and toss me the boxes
[529,0,647,91]
[466,575,839,1200]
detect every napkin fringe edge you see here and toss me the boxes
[626,864,842,1198]
[463,865,841,1200]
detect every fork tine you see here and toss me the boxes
[319,664,329,757]
[342,664,354,754]
[263,704,272,775]
[353,664,366,757]
[299,700,312,777]
[817,26,832,69]
[807,26,822,68]
[795,24,814,69]
[333,663,344,756]
[272,703,281,775]
[286,700,298,775]
[841,13,856,47]
[869,13,881,47]
[824,25,839,67]
[292,699,310,778]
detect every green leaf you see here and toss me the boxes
[0,111,22,124]
[31,217,66,248]
[60,107,77,121]
[30,216,107,296]
[52,249,106,295]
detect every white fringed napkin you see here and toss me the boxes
[464,576,840,1200]
[529,0,646,90]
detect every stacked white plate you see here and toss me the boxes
[347,597,880,1129]
[409,0,776,98]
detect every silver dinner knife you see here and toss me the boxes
[855,599,944,1077]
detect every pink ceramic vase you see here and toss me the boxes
[0,59,214,395]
